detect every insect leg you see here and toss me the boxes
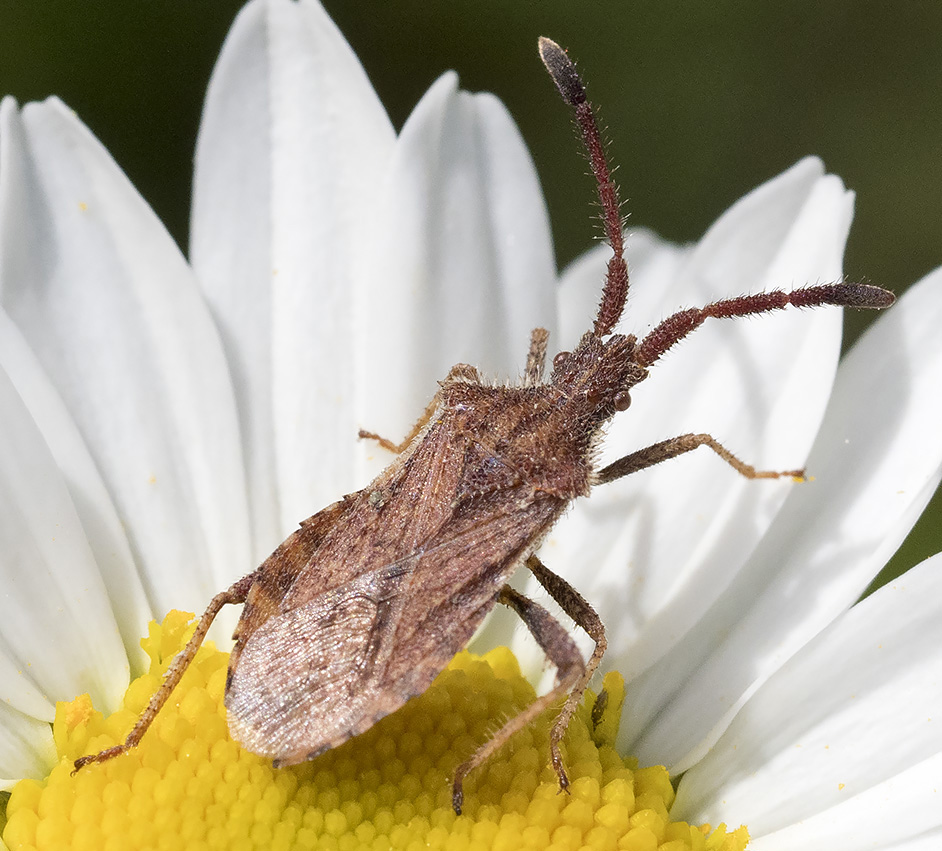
[524,554,607,785]
[524,327,549,385]
[359,364,479,454]
[595,432,805,485]
[358,393,440,454]
[452,584,583,815]
[72,570,257,773]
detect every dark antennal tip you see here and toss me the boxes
[538,37,587,106]
[836,283,896,309]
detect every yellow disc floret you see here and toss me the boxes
[3,612,748,851]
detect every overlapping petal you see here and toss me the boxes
[0,308,150,677]
[674,551,942,848]
[0,364,126,721]
[356,72,557,460]
[191,0,396,553]
[0,97,250,628]
[626,265,942,772]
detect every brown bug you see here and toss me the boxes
[74,37,895,813]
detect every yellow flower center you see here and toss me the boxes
[3,611,748,850]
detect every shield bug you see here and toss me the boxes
[74,37,895,813]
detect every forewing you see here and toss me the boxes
[226,561,410,765]
[380,482,563,686]
[229,498,354,675]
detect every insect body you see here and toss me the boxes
[227,356,623,766]
[75,38,894,813]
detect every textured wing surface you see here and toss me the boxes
[226,563,409,764]
[228,499,354,675]
[379,478,563,686]
[277,415,565,691]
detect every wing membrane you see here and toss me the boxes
[226,562,409,763]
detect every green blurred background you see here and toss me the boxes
[1,1,939,585]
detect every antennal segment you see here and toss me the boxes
[539,37,628,338]
[635,283,896,367]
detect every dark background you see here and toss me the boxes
[1,2,939,586]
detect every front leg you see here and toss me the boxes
[359,364,479,454]
[358,393,439,454]
[596,432,805,485]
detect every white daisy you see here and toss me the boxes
[0,0,939,847]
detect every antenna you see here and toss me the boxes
[539,37,628,338]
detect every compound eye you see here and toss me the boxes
[553,351,571,371]
[613,391,631,411]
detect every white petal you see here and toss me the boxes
[0,703,57,790]
[750,754,942,851]
[528,160,850,684]
[358,73,557,481]
[0,364,128,720]
[0,308,151,676]
[191,0,397,549]
[0,97,250,629]
[627,265,942,770]
[673,553,942,847]
[678,158,841,310]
